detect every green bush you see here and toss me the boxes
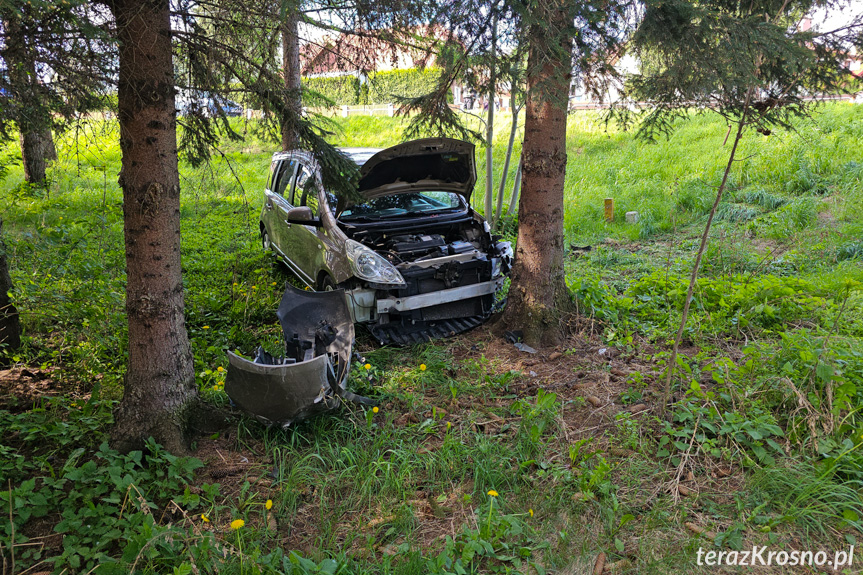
[367,68,445,104]
[302,75,361,105]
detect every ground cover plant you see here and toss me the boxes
[2,102,863,573]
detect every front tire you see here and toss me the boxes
[318,275,337,291]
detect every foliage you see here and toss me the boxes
[303,75,363,106]
[367,68,447,104]
[427,496,548,575]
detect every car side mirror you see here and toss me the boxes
[286,206,323,227]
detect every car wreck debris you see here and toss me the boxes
[225,285,373,428]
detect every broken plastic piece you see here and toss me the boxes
[225,285,372,428]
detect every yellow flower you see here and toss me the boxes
[252,285,257,289]
[202,325,210,330]
[528,509,534,517]
[201,513,210,522]
[233,282,238,286]
[420,364,427,371]
[265,499,273,510]
[212,385,219,391]
[272,282,277,286]
[372,406,379,414]
[231,519,245,530]
[364,363,371,370]
[217,366,224,373]
[446,421,452,431]
[487,490,498,497]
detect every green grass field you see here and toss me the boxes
[2,103,863,574]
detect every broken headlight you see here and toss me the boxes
[345,239,406,287]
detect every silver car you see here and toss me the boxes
[259,137,513,345]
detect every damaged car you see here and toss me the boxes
[260,138,513,345]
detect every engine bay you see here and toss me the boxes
[344,219,493,266]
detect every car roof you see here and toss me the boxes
[271,147,382,167]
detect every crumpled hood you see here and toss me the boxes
[356,138,476,202]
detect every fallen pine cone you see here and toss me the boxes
[586,396,603,407]
[593,552,606,575]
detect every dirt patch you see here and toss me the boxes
[0,367,66,412]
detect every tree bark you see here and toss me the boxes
[508,156,522,215]
[0,218,22,354]
[484,16,496,222]
[281,9,302,151]
[108,0,198,454]
[495,91,520,225]
[3,13,56,186]
[501,1,574,347]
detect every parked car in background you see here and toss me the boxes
[260,138,513,345]
[178,94,242,117]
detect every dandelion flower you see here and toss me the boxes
[372,406,379,414]
[233,282,238,286]
[364,363,372,370]
[419,364,427,371]
[265,499,273,510]
[446,421,452,431]
[252,285,257,289]
[231,519,245,530]
[217,366,224,372]
[201,514,210,522]
[487,490,498,497]
[202,325,210,330]
[271,282,277,286]
[528,509,534,517]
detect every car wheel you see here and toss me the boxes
[318,275,337,291]
[262,229,272,252]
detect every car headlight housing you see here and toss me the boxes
[345,239,406,287]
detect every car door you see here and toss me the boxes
[264,158,297,258]
[281,164,324,286]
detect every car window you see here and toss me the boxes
[300,174,319,215]
[267,160,278,191]
[339,191,465,220]
[274,160,296,203]
[325,192,337,215]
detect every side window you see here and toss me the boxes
[294,166,318,214]
[274,160,296,204]
[301,175,319,214]
[267,160,278,191]
[325,192,338,215]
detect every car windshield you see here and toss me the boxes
[339,191,465,220]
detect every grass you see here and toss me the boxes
[2,102,863,573]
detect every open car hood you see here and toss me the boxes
[357,138,476,202]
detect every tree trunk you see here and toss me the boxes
[495,92,520,225]
[109,0,198,454]
[501,2,574,347]
[508,156,522,215]
[281,9,302,151]
[19,128,56,185]
[0,218,21,354]
[3,14,56,186]
[484,16,496,222]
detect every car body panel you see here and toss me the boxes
[356,138,476,202]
